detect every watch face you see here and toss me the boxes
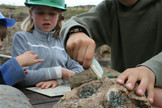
[73,28,80,32]
[69,27,84,35]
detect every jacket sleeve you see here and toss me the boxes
[17,66,63,87]
[66,54,84,73]
[12,32,68,87]
[0,58,25,86]
[140,52,162,88]
[61,0,114,48]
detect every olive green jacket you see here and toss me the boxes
[61,0,162,87]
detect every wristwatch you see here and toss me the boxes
[68,27,85,35]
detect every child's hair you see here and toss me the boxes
[0,20,7,41]
[21,6,62,37]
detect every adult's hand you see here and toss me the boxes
[66,32,96,69]
[116,66,155,104]
[152,87,162,107]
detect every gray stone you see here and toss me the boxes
[0,85,33,108]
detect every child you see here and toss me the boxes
[12,0,83,89]
[0,12,44,85]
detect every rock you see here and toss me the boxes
[95,45,111,68]
[96,58,111,68]
[53,68,152,108]
[70,67,120,89]
[0,85,33,108]
[95,45,111,59]
[69,68,98,89]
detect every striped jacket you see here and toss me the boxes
[12,27,83,87]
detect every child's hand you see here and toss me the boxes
[23,68,28,75]
[116,66,155,104]
[16,51,44,67]
[62,68,75,81]
[36,80,58,89]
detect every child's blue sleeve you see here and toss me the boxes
[0,58,25,86]
[0,71,5,84]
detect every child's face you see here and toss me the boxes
[30,5,60,32]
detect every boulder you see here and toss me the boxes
[0,85,33,108]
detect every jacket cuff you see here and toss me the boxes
[62,24,90,50]
[140,60,162,88]
[48,66,62,79]
[0,58,25,86]
[55,66,62,78]
[56,79,63,85]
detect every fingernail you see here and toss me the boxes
[126,83,132,88]
[25,72,28,75]
[138,89,143,95]
[148,98,153,103]
[117,79,123,83]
